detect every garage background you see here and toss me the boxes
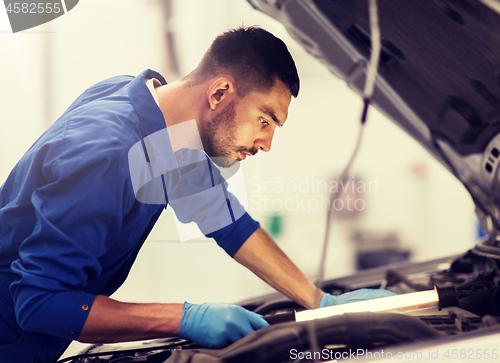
[0,0,476,358]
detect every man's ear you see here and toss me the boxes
[206,76,237,110]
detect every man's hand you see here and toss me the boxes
[319,289,396,307]
[178,302,269,349]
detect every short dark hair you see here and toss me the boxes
[188,26,299,97]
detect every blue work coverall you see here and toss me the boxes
[0,69,259,362]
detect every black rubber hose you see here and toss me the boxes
[263,312,295,325]
[253,299,304,315]
[385,269,431,291]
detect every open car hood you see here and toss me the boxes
[248,0,500,246]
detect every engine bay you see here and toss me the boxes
[61,242,500,363]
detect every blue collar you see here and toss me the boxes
[128,69,167,136]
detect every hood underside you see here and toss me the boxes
[248,0,500,241]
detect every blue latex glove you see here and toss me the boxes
[319,288,396,308]
[178,302,270,349]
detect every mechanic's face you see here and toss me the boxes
[201,79,292,168]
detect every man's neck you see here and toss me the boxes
[155,80,203,129]
[155,80,205,152]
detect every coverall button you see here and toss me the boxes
[178,157,182,163]
[82,304,89,311]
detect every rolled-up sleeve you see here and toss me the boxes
[207,212,260,257]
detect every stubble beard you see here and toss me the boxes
[199,102,240,168]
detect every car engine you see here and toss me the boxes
[60,243,500,363]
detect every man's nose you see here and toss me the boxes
[255,129,274,152]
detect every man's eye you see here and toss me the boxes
[260,117,269,125]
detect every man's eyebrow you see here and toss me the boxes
[262,108,283,127]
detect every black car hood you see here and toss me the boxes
[247,0,500,242]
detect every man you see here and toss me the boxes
[0,26,391,362]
